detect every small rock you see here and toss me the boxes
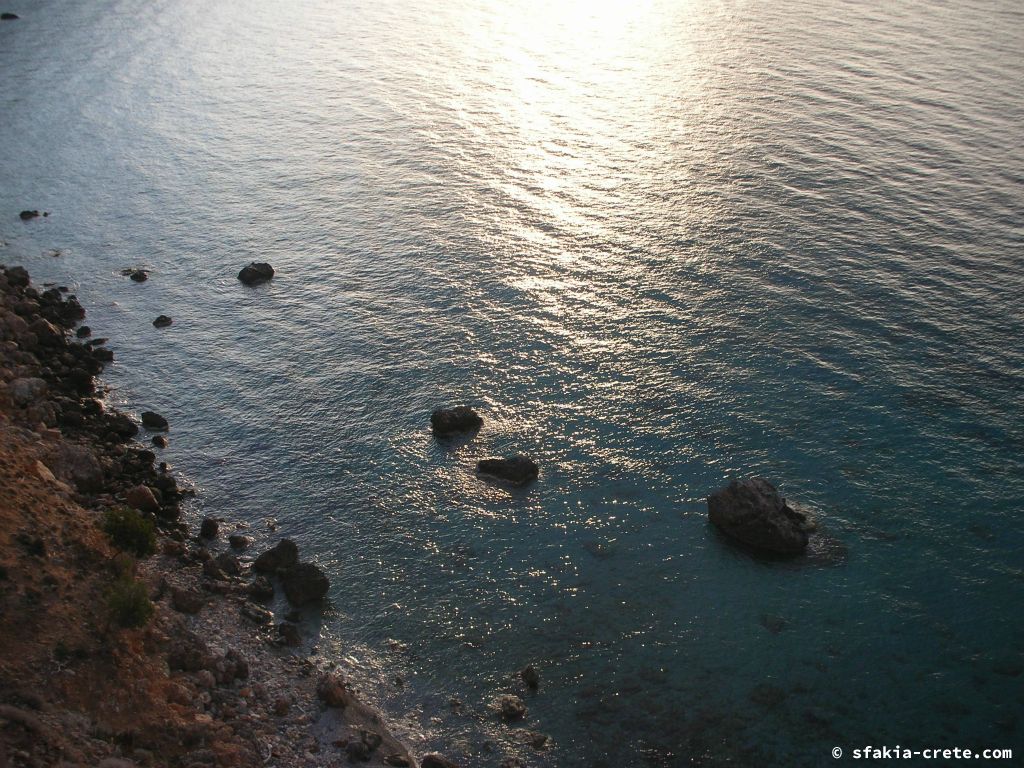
[152,315,172,328]
[228,534,251,550]
[195,670,216,690]
[237,262,274,286]
[141,410,168,430]
[240,601,274,625]
[273,697,290,717]
[420,755,460,768]
[247,576,274,601]
[477,456,539,486]
[76,326,92,338]
[253,538,299,573]
[215,552,241,576]
[199,517,219,539]
[430,406,483,437]
[277,622,301,647]
[124,269,148,282]
[495,694,527,720]
[152,435,168,448]
[317,672,352,709]
[523,731,550,750]
[171,587,205,614]
[520,665,539,690]
[125,484,160,513]
[18,209,38,219]
[281,562,330,605]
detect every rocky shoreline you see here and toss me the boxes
[0,265,443,768]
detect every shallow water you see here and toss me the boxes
[2,0,1023,764]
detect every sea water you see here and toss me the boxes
[2,0,1022,764]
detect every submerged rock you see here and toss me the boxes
[430,406,483,437]
[253,538,298,573]
[237,262,274,285]
[199,517,219,539]
[477,455,539,486]
[520,664,540,690]
[707,478,812,555]
[281,562,329,605]
[495,694,527,720]
[122,268,148,283]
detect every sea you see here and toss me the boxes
[2,1,1022,765]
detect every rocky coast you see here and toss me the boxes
[0,264,429,768]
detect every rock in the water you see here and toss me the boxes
[277,622,301,647]
[228,534,251,550]
[520,665,540,690]
[75,325,92,338]
[430,406,483,437]
[281,562,329,605]
[141,410,168,430]
[18,209,37,219]
[126,269,148,283]
[317,672,352,708]
[421,754,461,768]
[152,314,172,328]
[253,538,298,573]
[237,262,274,285]
[125,484,160,514]
[199,517,219,539]
[495,694,527,720]
[707,478,812,555]
[477,456,539,486]
[152,435,168,448]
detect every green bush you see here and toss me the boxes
[106,577,154,629]
[101,506,156,559]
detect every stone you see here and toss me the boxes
[125,269,148,283]
[125,484,160,513]
[141,410,168,430]
[152,315,172,328]
[152,435,168,448]
[281,562,329,605]
[199,517,219,539]
[317,672,352,708]
[384,756,411,768]
[51,442,104,492]
[520,665,540,690]
[277,622,301,647]
[76,326,91,338]
[420,755,460,768]
[18,209,37,219]
[7,377,47,405]
[171,587,205,614]
[430,406,483,437]
[272,697,290,717]
[237,262,274,286]
[707,478,812,555]
[477,456,539,486]
[495,694,527,720]
[215,552,241,576]
[228,534,251,550]
[252,539,298,573]
[240,601,274,625]
[247,576,274,601]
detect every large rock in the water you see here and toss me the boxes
[430,406,482,437]
[253,539,299,573]
[707,478,812,555]
[238,262,274,285]
[281,562,329,605]
[477,455,539,486]
[141,411,168,430]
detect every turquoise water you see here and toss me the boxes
[2,0,1023,764]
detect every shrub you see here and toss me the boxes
[102,506,156,559]
[106,577,154,628]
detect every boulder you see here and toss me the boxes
[228,534,251,550]
[127,269,148,283]
[7,377,47,406]
[215,552,241,576]
[171,587,205,614]
[277,622,301,647]
[152,435,168,448]
[75,326,91,338]
[104,412,139,440]
[51,443,104,492]
[199,517,219,539]
[707,478,812,556]
[247,576,274,601]
[477,456,539,486]
[125,484,160,514]
[520,665,540,690]
[237,262,274,285]
[253,538,298,573]
[317,672,352,708]
[430,406,483,437]
[421,754,461,768]
[152,315,172,328]
[18,209,37,219]
[141,410,168,430]
[281,562,329,605]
